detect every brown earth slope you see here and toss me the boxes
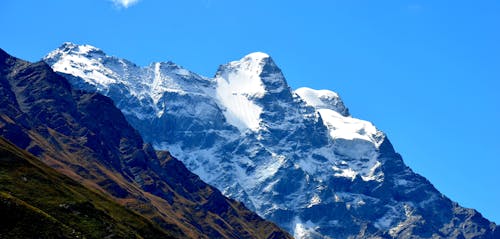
[0,136,176,239]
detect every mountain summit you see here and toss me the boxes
[45,43,498,239]
[214,51,289,132]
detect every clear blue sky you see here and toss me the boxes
[1,0,499,223]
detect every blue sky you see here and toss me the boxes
[1,0,499,223]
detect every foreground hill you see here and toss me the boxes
[0,136,174,239]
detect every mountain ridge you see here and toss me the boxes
[0,47,292,239]
[44,43,498,239]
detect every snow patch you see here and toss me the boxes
[318,109,378,144]
[332,166,357,180]
[254,153,286,182]
[293,217,323,239]
[243,52,270,61]
[295,87,348,116]
[49,47,118,87]
[375,205,400,230]
[308,194,322,208]
[214,53,270,132]
[295,87,340,109]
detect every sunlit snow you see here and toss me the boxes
[214,52,270,132]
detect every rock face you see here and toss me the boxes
[0,48,291,239]
[45,43,498,239]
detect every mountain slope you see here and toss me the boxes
[45,43,498,239]
[0,136,174,239]
[0,48,291,239]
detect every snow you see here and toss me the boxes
[295,87,348,116]
[301,107,385,182]
[49,46,118,87]
[332,166,358,180]
[295,86,382,150]
[244,52,270,60]
[375,215,394,229]
[45,42,214,120]
[318,108,378,144]
[213,53,269,132]
[74,44,101,54]
[151,62,167,104]
[165,143,221,183]
[295,87,340,109]
[374,205,401,230]
[307,194,322,208]
[387,204,420,237]
[254,153,286,182]
[214,83,263,132]
[395,179,411,186]
[331,154,383,182]
[293,217,322,239]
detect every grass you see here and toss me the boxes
[0,137,177,239]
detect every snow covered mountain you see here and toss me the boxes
[1,48,291,239]
[44,43,498,239]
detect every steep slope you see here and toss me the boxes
[0,48,291,239]
[0,136,174,239]
[45,43,499,239]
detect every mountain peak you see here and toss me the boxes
[220,52,275,74]
[56,42,105,56]
[216,52,285,88]
[243,52,270,61]
[212,51,291,132]
[43,43,118,88]
[44,42,107,70]
[295,87,350,116]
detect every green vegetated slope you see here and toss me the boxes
[0,136,176,239]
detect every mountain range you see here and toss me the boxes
[37,42,499,239]
[0,42,497,238]
[0,47,290,239]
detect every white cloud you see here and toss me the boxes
[111,0,141,8]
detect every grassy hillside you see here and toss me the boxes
[0,136,177,239]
